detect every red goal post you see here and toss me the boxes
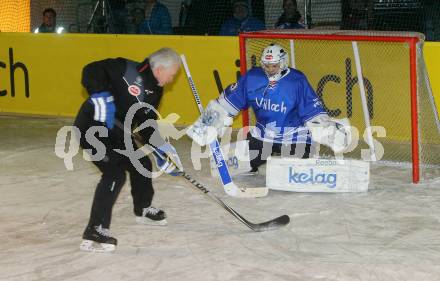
[239,30,440,183]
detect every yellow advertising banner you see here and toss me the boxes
[0,32,439,134]
[0,33,242,127]
[425,42,440,110]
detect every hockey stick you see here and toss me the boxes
[180,54,268,198]
[113,119,290,232]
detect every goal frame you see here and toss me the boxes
[239,30,422,183]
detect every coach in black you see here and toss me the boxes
[74,48,182,253]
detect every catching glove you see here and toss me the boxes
[187,100,233,146]
[306,114,352,153]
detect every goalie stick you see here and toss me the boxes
[113,119,290,232]
[180,54,268,198]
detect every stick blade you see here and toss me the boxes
[224,183,269,198]
[250,215,290,232]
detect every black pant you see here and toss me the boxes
[74,101,154,230]
[86,155,154,229]
[247,133,311,170]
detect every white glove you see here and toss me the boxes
[306,114,352,153]
[187,100,233,146]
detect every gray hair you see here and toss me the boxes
[149,48,181,70]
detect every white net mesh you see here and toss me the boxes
[240,29,440,182]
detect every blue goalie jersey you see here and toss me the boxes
[217,67,326,144]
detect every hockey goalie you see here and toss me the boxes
[187,43,369,192]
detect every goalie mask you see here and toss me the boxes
[260,44,289,82]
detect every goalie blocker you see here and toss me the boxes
[266,157,369,193]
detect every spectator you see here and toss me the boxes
[275,0,305,29]
[127,7,145,34]
[180,0,231,35]
[424,0,440,41]
[34,8,65,33]
[341,0,373,30]
[109,0,128,34]
[138,0,173,34]
[175,0,200,34]
[219,0,265,36]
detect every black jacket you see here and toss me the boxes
[78,57,165,152]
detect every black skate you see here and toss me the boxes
[135,206,167,226]
[80,225,117,253]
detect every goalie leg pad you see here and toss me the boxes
[266,157,369,192]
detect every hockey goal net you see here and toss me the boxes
[239,30,440,183]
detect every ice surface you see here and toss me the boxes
[1,115,440,281]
